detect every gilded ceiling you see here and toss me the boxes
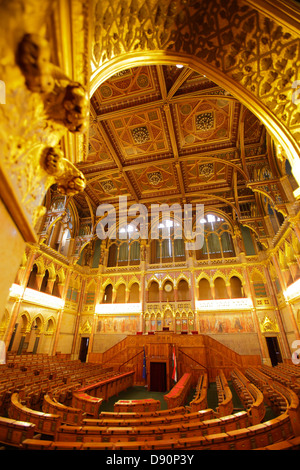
[75,63,272,236]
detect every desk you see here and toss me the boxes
[164,373,192,409]
[114,398,160,412]
[77,371,135,401]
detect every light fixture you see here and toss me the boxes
[283,278,300,301]
[9,284,65,309]
[196,298,253,311]
[176,64,183,68]
[95,303,142,314]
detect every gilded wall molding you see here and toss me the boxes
[0,1,89,242]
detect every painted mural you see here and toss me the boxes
[198,313,255,334]
[96,315,140,334]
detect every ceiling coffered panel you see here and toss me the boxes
[76,64,269,220]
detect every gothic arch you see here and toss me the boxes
[128,276,140,290]
[175,273,191,288]
[30,314,44,333]
[114,277,127,290]
[228,269,244,284]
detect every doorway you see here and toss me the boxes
[150,362,167,392]
[79,337,89,362]
[266,336,282,366]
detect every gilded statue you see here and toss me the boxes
[42,147,86,196]
[17,33,89,133]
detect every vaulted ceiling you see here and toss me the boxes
[74,64,272,225]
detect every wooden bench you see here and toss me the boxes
[9,392,61,436]
[22,411,295,450]
[43,393,85,424]
[216,371,233,417]
[0,416,35,447]
[82,409,215,426]
[55,410,250,444]
[231,369,265,424]
[189,373,208,411]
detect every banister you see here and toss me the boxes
[178,348,208,372]
[118,349,144,371]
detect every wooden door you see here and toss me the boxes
[150,362,167,392]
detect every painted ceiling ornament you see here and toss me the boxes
[132,126,150,144]
[198,163,214,178]
[101,179,115,193]
[137,74,149,88]
[100,84,112,98]
[147,171,163,186]
[196,112,214,130]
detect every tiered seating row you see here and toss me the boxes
[1,355,300,450]
[246,368,288,414]
[114,398,160,412]
[259,365,300,397]
[0,416,35,447]
[245,367,300,436]
[164,373,192,409]
[231,369,265,424]
[83,408,215,427]
[9,393,61,436]
[189,373,208,412]
[22,411,294,450]
[71,392,103,418]
[8,371,136,432]
[0,354,114,412]
[42,393,85,425]
[216,371,233,417]
[54,409,250,444]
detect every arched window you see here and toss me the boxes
[129,241,140,265]
[148,281,159,302]
[129,283,140,303]
[207,233,221,258]
[118,242,129,264]
[230,276,244,298]
[162,280,174,302]
[107,239,140,267]
[52,275,61,298]
[115,284,126,303]
[214,277,228,299]
[27,264,38,290]
[177,279,190,301]
[198,278,212,300]
[40,269,49,293]
[103,284,113,303]
[107,243,117,267]
[196,213,235,260]
[150,218,186,264]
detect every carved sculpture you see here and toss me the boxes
[17,33,89,133]
[16,33,54,94]
[42,147,86,196]
[43,80,89,133]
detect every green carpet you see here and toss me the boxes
[100,386,169,412]
[98,382,277,421]
[99,385,196,413]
